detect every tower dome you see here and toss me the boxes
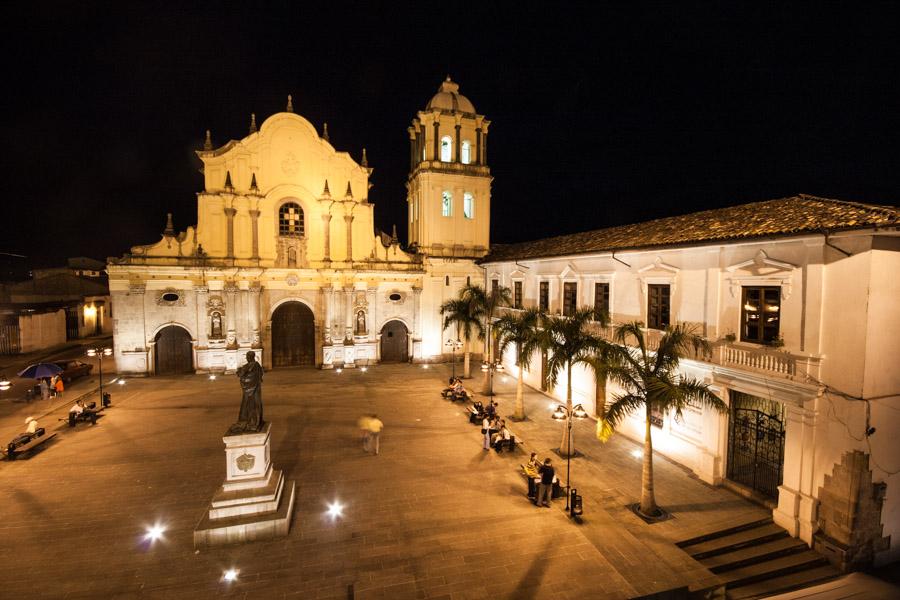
[426,76,476,114]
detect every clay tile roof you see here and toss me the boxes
[481,194,900,263]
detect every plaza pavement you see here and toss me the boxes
[0,363,769,599]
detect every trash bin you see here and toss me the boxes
[68,412,76,427]
[570,488,583,517]
[102,393,111,408]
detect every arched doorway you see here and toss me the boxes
[155,326,194,375]
[380,320,409,363]
[271,302,316,367]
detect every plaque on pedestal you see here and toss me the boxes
[194,422,296,547]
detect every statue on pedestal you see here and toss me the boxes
[228,351,264,434]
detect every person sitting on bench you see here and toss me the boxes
[69,400,97,425]
[492,420,511,453]
[442,377,463,398]
[25,416,39,435]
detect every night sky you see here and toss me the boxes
[3,3,898,268]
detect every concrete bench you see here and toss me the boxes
[4,430,56,460]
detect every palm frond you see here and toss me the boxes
[605,393,647,428]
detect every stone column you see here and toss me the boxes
[408,127,417,170]
[432,119,440,161]
[224,283,238,349]
[322,213,332,263]
[481,122,489,165]
[249,210,260,260]
[322,285,334,344]
[344,214,354,262]
[224,207,237,258]
[454,119,461,162]
[412,286,422,339]
[249,284,261,348]
[367,288,377,341]
[416,127,423,162]
[195,285,209,349]
[344,287,354,341]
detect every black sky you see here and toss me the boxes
[2,3,898,267]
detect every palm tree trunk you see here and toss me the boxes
[559,361,573,457]
[463,339,471,378]
[514,367,525,420]
[639,403,658,515]
[595,372,606,418]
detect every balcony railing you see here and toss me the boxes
[497,307,822,382]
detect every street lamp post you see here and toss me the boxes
[86,346,113,407]
[480,359,504,396]
[551,403,588,516]
[445,339,463,380]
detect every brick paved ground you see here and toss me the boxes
[0,364,768,599]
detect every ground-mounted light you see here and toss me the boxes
[222,568,239,582]
[501,376,508,383]
[144,523,165,542]
[209,374,217,381]
[631,449,643,459]
[360,366,368,373]
[117,379,126,385]
[335,368,343,374]
[422,364,429,369]
[326,500,344,521]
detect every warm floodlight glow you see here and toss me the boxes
[495,363,504,373]
[501,376,508,383]
[209,374,217,381]
[481,362,489,372]
[360,366,368,373]
[83,305,97,318]
[326,500,344,520]
[86,349,97,357]
[631,449,643,459]
[117,379,126,385]
[551,406,566,420]
[335,368,343,374]
[222,569,239,582]
[0,376,10,387]
[422,364,429,369]
[572,404,588,419]
[103,348,113,356]
[144,523,165,542]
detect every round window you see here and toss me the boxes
[162,292,180,302]
[389,293,402,302]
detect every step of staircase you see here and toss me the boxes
[702,536,809,572]
[684,522,788,560]
[726,564,841,599]
[716,550,827,588]
[677,518,774,549]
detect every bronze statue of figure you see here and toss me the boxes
[228,351,264,434]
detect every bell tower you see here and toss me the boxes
[407,77,491,258]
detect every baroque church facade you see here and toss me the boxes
[108,78,490,374]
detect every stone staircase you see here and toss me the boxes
[677,518,840,599]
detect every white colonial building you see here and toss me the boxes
[108,77,490,374]
[480,196,900,567]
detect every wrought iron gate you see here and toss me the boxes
[727,392,785,499]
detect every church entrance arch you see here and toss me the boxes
[379,320,409,363]
[271,301,316,367]
[154,325,194,375]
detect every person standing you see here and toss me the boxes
[366,414,383,455]
[524,452,541,500]
[39,378,50,401]
[54,377,64,398]
[536,458,555,507]
[482,415,492,451]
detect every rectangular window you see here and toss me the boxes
[741,286,781,343]
[513,281,523,309]
[463,193,475,219]
[647,284,670,330]
[491,279,499,295]
[594,282,610,318]
[539,281,549,311]
[563,282,577,317]
[441,191,452,217]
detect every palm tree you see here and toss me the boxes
[605,322,727,517]
[539,307,608,456]
[439,296,483,379]
[461,284,511,395]
[495,307,542,420]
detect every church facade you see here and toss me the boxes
[108,78,490,374]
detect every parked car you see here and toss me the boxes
[54,360,93,382]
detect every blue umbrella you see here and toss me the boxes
[17,362,63,379]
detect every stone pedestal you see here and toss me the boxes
[194,422,296,547]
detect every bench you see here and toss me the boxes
[4,430,57,460]
[466,405,485,424]
[492,430,524,453]
[60,402,105,427]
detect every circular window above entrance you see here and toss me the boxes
[156,289,185,306]
[162,292,180,302]
[387,291,406,304]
